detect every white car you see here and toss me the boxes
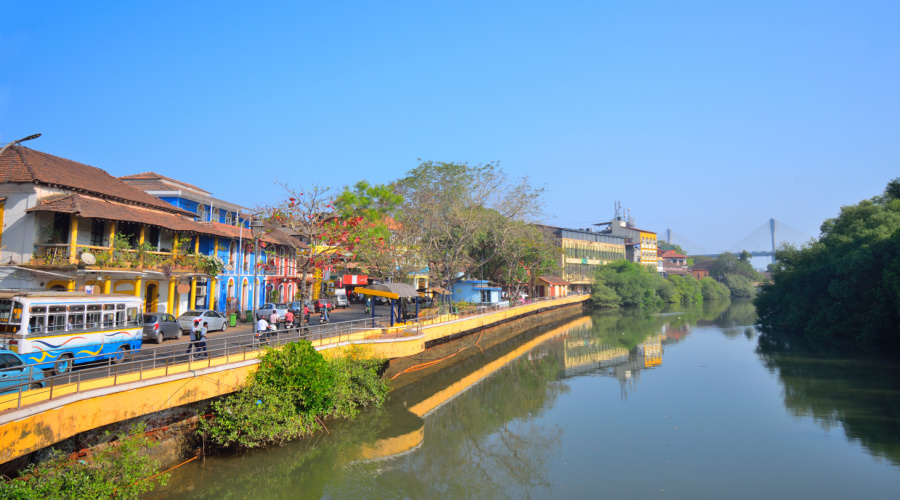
[256,303,288,321]
[177,310,228,332]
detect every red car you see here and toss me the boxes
[314,298,334,313]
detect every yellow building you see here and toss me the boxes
[541,225,627,290]
[594,219,658,271]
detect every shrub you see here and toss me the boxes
[200,341,389,449]
[0,424,167,499]
[700,277,731,301]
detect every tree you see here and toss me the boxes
[395,161,546,290]
[755,177,900,348]
[593,260,661,309]
[700,277,730,301]
[257,184,377,302]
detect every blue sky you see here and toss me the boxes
[2,1,898,254]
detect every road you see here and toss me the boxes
[51,302,392,385]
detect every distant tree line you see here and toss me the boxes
[591,261,730,310]
[755,178,900,349]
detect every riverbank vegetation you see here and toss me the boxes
[0,424,167,499]
[199,343,389,449]
[755,178,900,349]
[591,260,730,309]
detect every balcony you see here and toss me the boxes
[29,244,224,276]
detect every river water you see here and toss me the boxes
[149,300,900,499]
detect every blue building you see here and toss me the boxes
[451,280,503,305]
[121,173,302,317]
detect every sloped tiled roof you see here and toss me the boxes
[197,221,306,248]
[26,194,209,233]
[538,275,570,285]
[661,250,687,259]
[0,146,192,216]
[119,172,210,195]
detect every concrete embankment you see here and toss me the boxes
[0,295,588,475]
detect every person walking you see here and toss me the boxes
[195,321,209,359]
[186,318,200,357]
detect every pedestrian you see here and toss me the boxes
[195,321,209,359]
[284,309,294,330]
[186,318,200,356]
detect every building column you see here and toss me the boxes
[68,214,79,264]
[134,276,142,298]
[102,278,111,294]
[167,279,176,315]
[190,277,197,311]
[66,279,75,292]
[209,278,217,310]
[107,221,116,257]
[194,235,199,253]
[138,225,146,266]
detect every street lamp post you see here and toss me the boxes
[250,217,265,326]
[0,133,41,157]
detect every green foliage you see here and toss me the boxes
[592,260,661,309]
[755,177,900,348]
[590,282,621,309]
[709,252,762,282]
[0,424,167,499]
[200,342,389,449]
[668,275,703,304]
[723,273,756,298]
[655,278,679,304]
[701,277,731,301]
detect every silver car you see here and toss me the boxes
[143,313,182,343]
[256,303,288,321]
[177,310,228,333]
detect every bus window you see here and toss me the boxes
[28,315,46,334]
[86,305,102,328]
[68,305,85,330]
[126,307,140,327]
[48,306,66,332]
[116,311,125,327]
[104,304,115,311]
[103,313,115,327]
[0,300,15,323]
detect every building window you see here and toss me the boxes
[225,212,233,225]
[212,208,220,223]
[90,219,105,247]
[197,204,207,221]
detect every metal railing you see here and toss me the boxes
[0,293,586,412]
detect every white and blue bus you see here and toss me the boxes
[0,292,143,374]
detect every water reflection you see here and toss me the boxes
[758,338,900,467]
[150,301,900,499]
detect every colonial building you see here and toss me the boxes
[0,146,230,315]
[121,172,305,314]
[540,225,627,293]
[594,219,658,271]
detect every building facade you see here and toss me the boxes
[541,225,627,291]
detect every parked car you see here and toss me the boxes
[177,310,228,333]
[0,350,45,395]
[314,298,334,313]
[256,303,289,321]
[143,313,182,343]
[333,295,349,309]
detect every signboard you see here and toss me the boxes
[83,285,95,294]
[265,284,274,291]
[342,275,368,286]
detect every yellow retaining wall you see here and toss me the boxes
[0,294,587,465]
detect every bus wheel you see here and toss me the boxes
[54,354,73,375]
[112,345,129,365]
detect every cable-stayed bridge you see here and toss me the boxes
[665,219,815,259]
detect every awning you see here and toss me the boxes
[354,283,420,299]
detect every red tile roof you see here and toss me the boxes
[538,275,570,285]
[119,172,210,195]
[661,250,687,259]
[26,194,209,233]
[1,146,192,216]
